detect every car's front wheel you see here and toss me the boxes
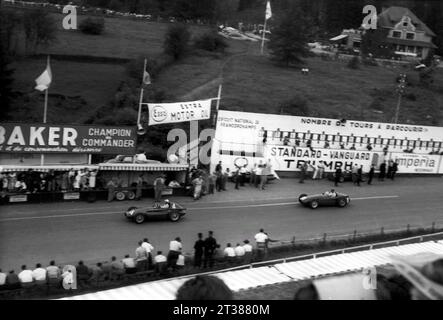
[134,213,145,224]
[310,201,319,209]
[337,198,347,207]
[168,211,181,222]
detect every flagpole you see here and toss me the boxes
[41,55,50,166]
[137,58,147,127]
[260,18,267,55]
[213,84,222,127]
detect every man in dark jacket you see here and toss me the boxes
[203,231,217,268]
[368,165,375,185]
[379,162,386,181]
[334,168,342,187]
[193,233,205,268]
[391,161,398,180]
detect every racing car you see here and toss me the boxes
[124,200,186,224]
[298,191,350,209]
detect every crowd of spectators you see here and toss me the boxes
[0,169,100,194]
[0,228,276,296]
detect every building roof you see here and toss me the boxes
[385,37,438,49]
[378,6,436,37]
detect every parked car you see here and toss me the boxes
[124,200,186,224]
[298,192,350,209]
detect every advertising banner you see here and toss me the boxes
[390,153,441,174]
[148,99,212,125]
[0,123,137,154]
[266,146,377,172]
[9,194,28,203]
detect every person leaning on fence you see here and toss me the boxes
[203,231,217,268]
[122,255,137,274]
[135,241,149,272]
[18,265,34,288]
[167,237,182,271]
[254,229,269,261]
[193,233,205,268]
[243,240,253,264]
[46,260,61,286]
[32,263,47,285]
[142,238,154,269]
[223,243,236,264]
[234,243,246,263]
[154,251,168,275]
[110,256,125,280]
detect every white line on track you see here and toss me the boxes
[0,195,399,222]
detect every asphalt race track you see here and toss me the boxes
[1,177,443,270]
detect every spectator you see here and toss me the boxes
[135,174,144,201]
[352,164,360,186]
[176,275,233,300]
[89,262,104,284]
[340,143,345,149]
[193,233,205,268]
[122,254,137,274]
[167,237,182,271]
[192,175,203,200]
[223,243,236,263]
[350,144,356,150]
[176,254,185,271]
[324,140,330,149]
[32,263,47,285]
[106,179,116,202]
[61,269,74,290]
[110,256,125,280]
[391,161,398,180]
[142,238,154,269]
[0,269,6,291]
[89,169,97,189]
[299,162,308,184]
[154,251,167,275]
[254,229,268,261]
[18,265,34,288]
[367,143,373,151]
[357,165,363,185]
[203,231,217,268]
[46,260,61,285]
[379,162,386,181]
[15,179,27,192]
[153,174,166,205]
[208,172,216,194]
[260,162,268,189]
[221,168,228,191]
[243,240,253,264]
[283,135,290,145]
[135,241,149,271]
[76,261,90,286]
[334,167,342,187]
[101,260,113,280]
[250,164,257,187]
[387,160,393,179]
[234,243,246,263]
[5,270,20,290]
[368,165,375,185]
[383,145,389,156]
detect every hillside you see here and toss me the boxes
[8,12,443,127]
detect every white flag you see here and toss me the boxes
[265,1,272,20]
[143,69,151,85]
[35,57,52,91]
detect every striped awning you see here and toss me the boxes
[98,163,189,172]
[58,240,443,300]
[0,165,99,173]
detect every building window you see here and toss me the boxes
[392,31,402,38]
[406,32,415,40]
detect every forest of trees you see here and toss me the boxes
[33,0,441,55]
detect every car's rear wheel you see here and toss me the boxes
[134,214,145,224]
[337,198,347,207]
[126,191,136,200]
[298,194,307,202]
[115,191,126,201]
[310,201,319,209]
[168,211,180,222]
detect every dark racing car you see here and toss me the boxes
[298,191,350,209]
[124,200,186,224]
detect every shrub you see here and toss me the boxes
[163,24,190,60]
[347,56,360,69]
[278,96,310,116]
[79,17,105,35]
[194,32,228,52]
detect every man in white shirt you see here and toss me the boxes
[234,243,246,263]
[32,263,47,284]
[0,269,6,288]
[168,237,182,271]
[122,254,136,274]
[18,265,34,287]
[223,243,236,263]
[254,229,269,261]
[154,251,167,275]
[142,238,154,269]
[243,240,253,263]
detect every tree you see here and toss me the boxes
[22,8,57,54]
[360,28,395,59]
[0,38,14,120]
[163,24,190,60]
[268,6,311,66]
